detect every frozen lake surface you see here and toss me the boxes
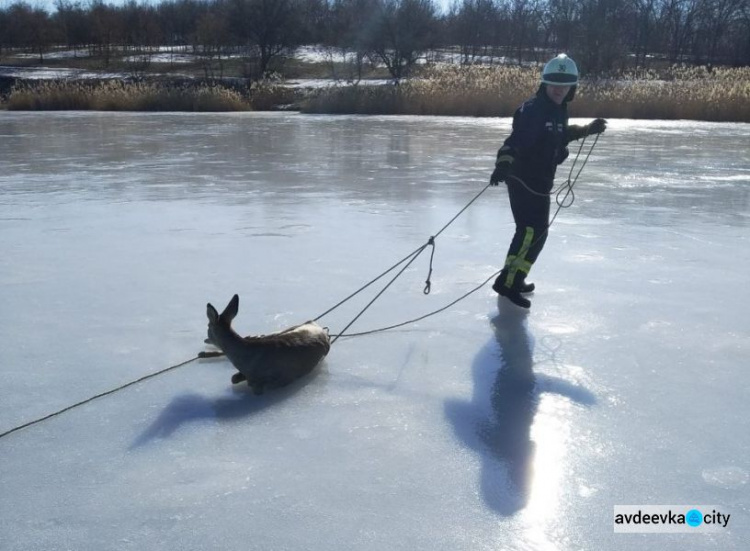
[1,112,748,550]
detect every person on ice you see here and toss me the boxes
[490,53,606,309]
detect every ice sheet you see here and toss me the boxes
[0,113,748,550]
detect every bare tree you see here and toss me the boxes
[626,0,658,68]
[0,10,6,57]
[700,0,744,64]
[196,11,229,79]
[89,0,124,67]
[157,0,204,46]
[367,0,438,82]
[6,3,55,63]
[657,0,700,63]
[2,0,749,81]
[735,1,750,65]
[543,0,579,52]
[449,0,499,64]
[54,0,91,53]
[228,0,302,79]
[576,0,629,73]
[505,0,541,64]
[324,0,381,82]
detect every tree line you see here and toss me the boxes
[1,0,748,81]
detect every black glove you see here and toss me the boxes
[587,118,607,135]
[490,146,514,185]
[490,163,510,185]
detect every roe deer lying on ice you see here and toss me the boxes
[206,294,330,394]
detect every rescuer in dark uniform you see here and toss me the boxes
[490,53,607,309]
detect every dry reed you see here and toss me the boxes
[6,80,251,111]
[247,80,302,110]
[579,66,750,122]
[303,65,750,122]
[4,65,749,121]
[303,65,537,116]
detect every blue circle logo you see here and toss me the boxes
[686,509,703,527]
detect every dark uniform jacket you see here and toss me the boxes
[499,86,588,193]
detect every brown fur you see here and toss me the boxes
[206,294,330,394]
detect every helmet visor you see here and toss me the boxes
[542,72,578,85]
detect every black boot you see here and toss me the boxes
[519,280,535,294]
[492,273,531,309]
[496,285,531,308]
[231,372,247,384]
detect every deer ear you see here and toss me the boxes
[221,294,239,322]
[207,303,219,324]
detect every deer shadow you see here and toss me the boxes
[444,300,597,516]
[130,363,322,449]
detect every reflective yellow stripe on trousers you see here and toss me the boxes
[504,227,534,288]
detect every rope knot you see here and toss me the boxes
[423,236,437,294]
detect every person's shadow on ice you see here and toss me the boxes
[444,300,596,516]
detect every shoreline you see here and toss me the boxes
[2,64,749,123]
